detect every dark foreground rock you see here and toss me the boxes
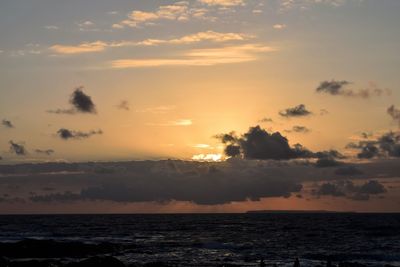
[0,240,121,259]
[66,256,125,267]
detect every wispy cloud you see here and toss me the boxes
[44,25,59,30]
[111,44,276,68]
[49,31,251,55]
[147,119,193,126]
[136,105,176,114]
[50,41,108,54]
[198,0,245,6]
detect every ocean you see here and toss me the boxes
[0,213,399,266]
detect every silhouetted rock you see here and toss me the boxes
[65,256,125,267]
[338,262,367,267]
[0,239,120,259]
[8,259,60,267]
[143,262,171,267]
[294,258,300,267]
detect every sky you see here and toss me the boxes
[0,0,400,213]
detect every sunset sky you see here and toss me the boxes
[1,0,400,213]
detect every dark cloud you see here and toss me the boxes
[2,119,14,128]
[35,149,55,155]
[313,180,386,201]
[279,104,312,118]
[334,166,364,176]
[286,126,311,134]
[0,159,397,206]
[28,161,303,205]
[387,105,400,126]
[57,128,103,140]
[347,131,400,159]
[216,125,343,160]
[259,117,273,123]
[9,141,27,156]
[316,80,351,95]
[46,108,76,115]
[316,80,391,98]
[315,158,343,168]
[70,87,96,113]
[47,87,96,114]
[116,100,130,111]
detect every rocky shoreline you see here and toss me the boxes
[0,240,396,267]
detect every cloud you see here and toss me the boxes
[198,0,245,6]
[50,31,251,55]
[387,105,400,126]
[114,2,191,28]
[70,87,96,113]
[273,24,287,29]
[259,117,273,123]
[286,125,311,133]
[9,141,27,156]
[111,44,275,68]
[1,157,398,207]
[316,80,391,98]
[136,105,176,114]
[57,128,103,140]
[315,158,343,168]
[45,25,59,30]
[48,87,96,115]
[50,41,107,54]
[116,100,130,111]
[279,104,312,118]
[147,119,193,126]
[216,125,341,160]
[35,149,55,156]
[2,119,14,128]
[28,161,303,205]
[334,166,364,176]
[347,131,400,159]
[313,180,386,201]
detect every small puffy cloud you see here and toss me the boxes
[116,100,130,111]
[279,104,312,118]
[2,119,14,128]
[48,87,96,115]
[9,141,27,156]
[387,105,400,126]
[198,0,245,6]
[259,117,273,123]
[70,87,96,113]
[273,24,287,29]
[57,128,103,140]
[316,80,391,98]
[35,149,55,156]
[286,125,311,133]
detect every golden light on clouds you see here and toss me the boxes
[111,44,276,68]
